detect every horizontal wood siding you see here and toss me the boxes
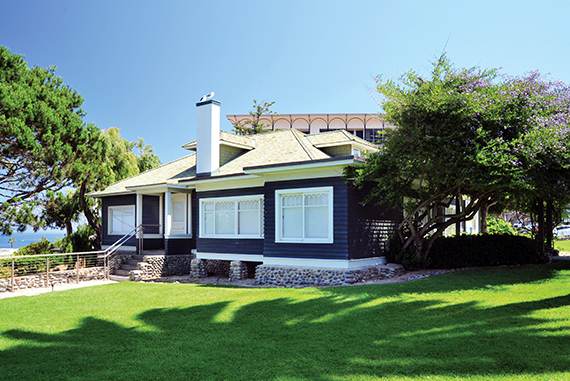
[347,184,403,259]
[142,195,160,234]
[166,238,194,255]
[141,238,164,250]
[196,187,265,255]
[263,177,350,260]
[102,195,137,246]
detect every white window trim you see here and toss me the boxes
[275,186,334,244]
[108,205,136,236]
[199,195,264,239]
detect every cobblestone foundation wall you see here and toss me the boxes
[0,268,106,293]
[255,263,405,287]
[132,255,194,281]
[206,260,230,276]
[229,261,247,281]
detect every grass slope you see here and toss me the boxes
[1,262,570,381]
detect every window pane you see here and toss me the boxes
[173,201,185,222]
[215,201,235,235]
[305,205,328,238]
[282,207,303,239]
[238,200,260,235]
[204,211,215,235]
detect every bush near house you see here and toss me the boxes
[387,233,546,270]
[429,234,546,269]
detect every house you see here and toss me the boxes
[89,98,402,285]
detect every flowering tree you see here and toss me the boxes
[346,54,570,258]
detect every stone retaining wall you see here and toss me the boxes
[254,263,405,287]
[0,268,106,293]
[131,255,194,281]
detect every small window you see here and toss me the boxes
[200,195,264,239]
[276,187,333,243]
[108,205,135,235]
[170,193,191,236]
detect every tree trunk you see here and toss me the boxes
[536,197,544,253]
[65,221,73,237]
[79,181,101,251]
[546,199,553,249]
[481,202,488,234]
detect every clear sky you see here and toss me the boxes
[2,0,570,164]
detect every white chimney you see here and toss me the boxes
[196,97,220,176]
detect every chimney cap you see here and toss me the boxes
[196,99,221,107]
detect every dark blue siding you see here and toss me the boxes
[101,195,137,246]
[196,187,265,255]
[142,195,160,234]
[166,238,194,255]
[263,177,350,260]
[347,184,402,259]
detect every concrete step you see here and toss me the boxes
[114,269,131,276]
[109,274,130,282]
[121,264,138,271]
[132,255,146,261]
[125,260,142,266]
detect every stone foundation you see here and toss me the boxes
[229,260,247,281]
[190,258,208,278]
[134,255,194,280]
[0,268,106,293]
[254,263,405,287]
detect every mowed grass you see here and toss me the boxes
[554,239,570,253]
[2,263,570,381]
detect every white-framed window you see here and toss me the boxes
[275,186,334,243]
[199,195,264,239]
[169,193,192,236]
[108,205,135,235]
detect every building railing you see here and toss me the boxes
[0,224,151,292]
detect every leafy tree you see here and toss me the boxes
[0,46,102,235]
[346,54,570,259]
[39,189,81,237]
[75,127,161,250]
[232,100,277,135]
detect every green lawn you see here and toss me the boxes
[2,263,570,381]
[554,239,570,253]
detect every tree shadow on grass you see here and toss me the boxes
[2,284,570,380]
[325,261,570,298]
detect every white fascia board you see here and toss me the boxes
[125,184,191,194]
[262,256,386,269]
[196,252,265,262]
[244,158,361,175]
[313,141,377,152]
[179,174,263,187]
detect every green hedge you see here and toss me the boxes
[428,234,547,269]
[386,233,547,270]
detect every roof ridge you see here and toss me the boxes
[290,129,316,160]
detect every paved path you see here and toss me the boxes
[0,280,118,300]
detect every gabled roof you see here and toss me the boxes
[90,128,374,197]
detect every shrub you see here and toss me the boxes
[385,234,431,270]
[428,234,547,269]
[54,225,95,253]
[487,217,516,235]
[15,237,53,256]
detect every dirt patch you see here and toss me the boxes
[143,268,456,288]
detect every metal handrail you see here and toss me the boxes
[2,223,164,291]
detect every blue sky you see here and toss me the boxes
[2,0,570,164]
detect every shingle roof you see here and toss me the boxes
[90,128,370,197]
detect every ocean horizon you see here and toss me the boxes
[0,231,66,249]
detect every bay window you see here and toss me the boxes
[276,187,333,243]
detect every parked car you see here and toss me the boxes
[554,225,570,237]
